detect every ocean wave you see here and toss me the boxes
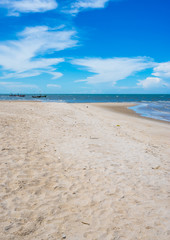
[129,101,170,122]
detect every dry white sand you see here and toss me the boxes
[0,101,170,240]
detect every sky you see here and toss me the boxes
[0,0,170,94]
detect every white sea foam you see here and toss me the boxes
[129,101,170,122]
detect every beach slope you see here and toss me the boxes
[0,102,169,240]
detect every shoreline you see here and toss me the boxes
[1,100,169,124]
[91,102,170,124]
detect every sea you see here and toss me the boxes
[0,94,170,122]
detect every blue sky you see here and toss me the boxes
[0,0,170,94]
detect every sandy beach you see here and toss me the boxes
[0,101,170,240]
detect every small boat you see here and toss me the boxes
[9,94,17,97]
[18,94,25,97]
[32,95,47,98]
[9,94,25,97]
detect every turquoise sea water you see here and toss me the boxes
[0,94,170,122]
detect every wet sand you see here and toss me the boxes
[93,102,170,123]
[0,101,170,240]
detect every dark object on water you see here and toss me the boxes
[18,94,25,97]
[9,94,25,97]
[32,95,47,98]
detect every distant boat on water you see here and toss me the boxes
[9,94,25,97]
[32,95,47,98]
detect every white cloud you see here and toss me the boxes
[0,71,41,79]
[63,0,113,14]
[19,26,77,52]
[0,81,21,85]
[137,61,170,89]
[137,77,165,88]
[1,0,115,16]
[152,61,170,78]
[0,26,77,79]
[72,0,109,9]
[49,72,63,79]
[0,81,39,89]
[0,0,58,16]
[72,57,155,84]
[47,84,61,88]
